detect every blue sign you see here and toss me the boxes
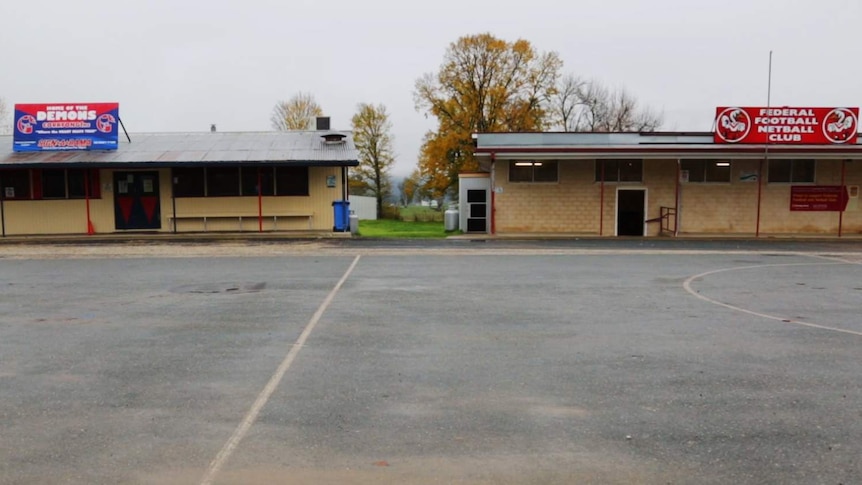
[13,103,119,152]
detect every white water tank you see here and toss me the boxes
[349,212,359,235]
[444,208,459,231]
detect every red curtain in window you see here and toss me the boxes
[89,169,101,198]
[31,170,43,199]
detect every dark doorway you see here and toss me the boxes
[466,189,488,232]
[617,189,645,236]
[114,172,161,230]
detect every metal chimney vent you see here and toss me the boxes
[321,133,347,144]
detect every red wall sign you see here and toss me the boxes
[790,186,849,211]
[715,107,858,144]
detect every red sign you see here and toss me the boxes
[714,107,858,144]
[790,186,849,211]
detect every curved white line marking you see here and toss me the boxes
[683,261,862,337]
[200,255,362,485]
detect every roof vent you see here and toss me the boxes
[210,124,217,133]
[316,117,331,131]
[321,133,347,144]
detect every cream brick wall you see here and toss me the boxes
[678,160,759,233]
[494,159,677,235]
[758,159,861,235]
[493,158,862,236]
[681,159,862,235]
[495,160,600,234]
[1,166,345,235]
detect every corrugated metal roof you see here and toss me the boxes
[476,132,862,148]
[474,132,862,159]
[0,131,359,167]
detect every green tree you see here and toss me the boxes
[351,103,395,218]
[414,33,562,196]
[270,92,323,131]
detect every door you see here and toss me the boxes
[114,172,161,230]
[466,189,488,232]
[617,189,645,236]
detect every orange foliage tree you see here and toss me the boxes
[270,92,323,131]
[414,33,562,197]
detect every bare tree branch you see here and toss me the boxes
[549,78,663,132]
[270,92,323,131]
[0,97,10,135]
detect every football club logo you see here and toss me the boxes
[96,114,116,133]
[715,108,751,143]
[16,114,37,134]
[822,108,857,144]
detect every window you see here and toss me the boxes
[241,167,274,196]
[681,160,732,183]
[42,169,68,198]
[596,159,643,182]
[275,167,309,196]
[206,167,240,196]
[68,170,87,198]
[39,169,94,199]
[173,168,205,197]
[172,166,307,197]
[508,161,558,183]
[768,159,815,183]
[1,170,31,199]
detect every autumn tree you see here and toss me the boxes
[270,92,323,131]
[350,103,395,218]
[398,168,423,206]
[550,77,663,132]
[414,33,562,196]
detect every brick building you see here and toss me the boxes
[463,126,862,237]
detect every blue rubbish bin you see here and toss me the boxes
[332,200,350,232]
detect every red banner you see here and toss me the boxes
[790,186,849,211]
[714,107,858,144]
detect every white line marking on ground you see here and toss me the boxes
[200,255,361,485]
[683,261,862,337]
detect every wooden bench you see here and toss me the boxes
[168,213,313,232]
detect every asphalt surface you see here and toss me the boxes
[1,243,861,484]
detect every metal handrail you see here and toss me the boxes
[660,206,677,236]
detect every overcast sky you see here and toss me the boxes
[1,0,860,176]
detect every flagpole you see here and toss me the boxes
[756,50,772,238]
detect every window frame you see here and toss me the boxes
[36,168,97,200]
[173,167,206,197]
[206,166,241,197]
[41,169,69,199]
[767,159,816,184]
[508,160,559,183]
[596,159,643,183]
[171,165,310,198]
[680,160,732,184]
[0,169,32,200]
[240,167,275,196]
[275,166,310,196]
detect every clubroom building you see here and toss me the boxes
[1,105,358,236]
[461,107,862,237]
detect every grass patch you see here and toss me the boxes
[358,219,450,238]
[398,206,444,222]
